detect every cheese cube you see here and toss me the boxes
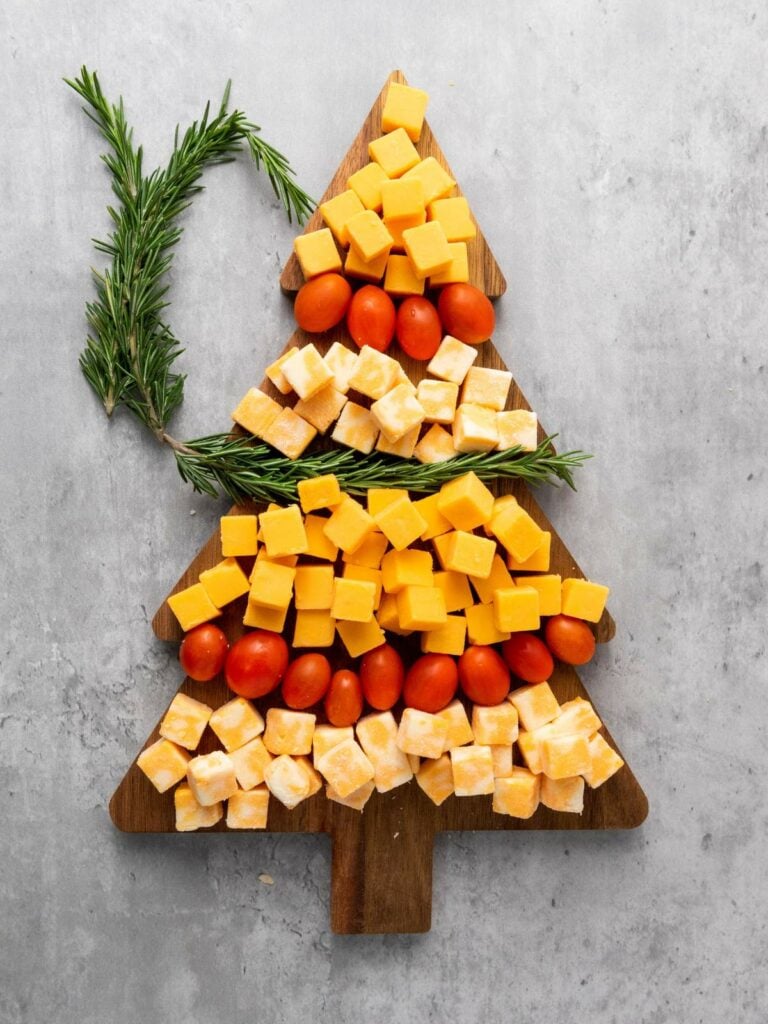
[137,738,191,793]
[508,682,561,732]
[484,494,519,536]
[514,574,562,616]
[414,423,457,463]
[402,220,452,279]
[331,401,380,454]
[438,471,495,531]
[465,603,511,645]
[429,242,469,286]
[471,703,519,746]
[332,577,377,622]
[280,344,334,401]
[383,253,425,296]
[427,335,478,384]
[427,197,476,242]
[346,210,393,263]
[326,779,376,810]
[265,347,299,396]
[264,754,311,808]
[336,617,386,657]
[397,585,447,630]
[316,738,375,798]
[343,530,389,569]
[167,583,221,632]
[320,189,365,246]
[451,744,495,796]
[232,387,282,438]
[294,565,334,610]
[371,383,425,442]
[249,559,295,610]
[313,725,355,768]
[381,548,433,593]
[208,698,265,752]
[376,423,420,458]
[402,156,456,204]
[382,81,429,141]
[561,579,610,622]
[324,342,359,395]
[381,177,425,220]
[582,734,625,788]
[255,503,281,541]
[297,474,341,513]
[220,514,258,557]
[384,210,427,251]
[344,244,389,283]
[453,403,499,452]
[356,711,414,792]
[494,585,540,632]
[497,409,538,452]
[262,406,317,460]
[416,379,459,424]
[373,495,428,550]
[303,514,339,561]
[242,600,288,632]
[412,493,452,541]
[229,736,273,790]
[226,786,270,829]
[174,783,222,831]
[436,699,474,750]
[492,767,540,818]
[368,128,420,178]
[187,750,238,806]
[294,228,342,279]
[516,731,544,774]
[461,367,512,412]
[160,693,213,751]
[348,347,399,400]
[343,564,383,608]
[396,708,449,759]
[294,385,348,435]
[415,754,454,806]
[293,610,335,647]
[433,570,474,612]
[540,734,592,780]
[323,495,375,554]
[420,614,467,656]
[375,591,413,635]
[490,745,514,778]
[347,161,388,211]
[491,503,545,562]
[506,531,552,572]
[469,554,514,605]
[366,488,408,516]
[442,531,496,578]
[259,505,308,559]
[549,697,602,738]
[540,775,585,814]
[263,709,316,756]
[294,755,324,798]
[199,557,251,608]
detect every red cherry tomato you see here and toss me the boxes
[437,283,495,344]
[281,653,332,709]
[293,273,352,333]
[544,615,596,666]
[458,646,511,705]
[501,633,554,683]
[225,630,289,698]
[324,669,364,727]
[395,296,442,360]
[179,624,229,682]
[359,644,404,710]
[346,285,396,352]
[403,654,458,712]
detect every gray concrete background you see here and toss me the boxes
[1,1,766,1021]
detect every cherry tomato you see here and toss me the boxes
[501,633,554,683]
[179,624,229,682]
[458,645,511,705]
[225,630,289,698]
[324,669,364,727]
[281,653,332,709]
[395,296,442,360]
[346,285,396,352]
[359,644,404,710]
[437,283,495,344]
[293,273,352,333]
[544,615,596,666]
[403,654,458,712]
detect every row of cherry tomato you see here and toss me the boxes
[294,277,495,360]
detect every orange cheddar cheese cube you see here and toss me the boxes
[248,559,295,610]
[513,573,562,616]
[384,210,427,251]
[397,585,448,631]
[436,699,474,751]
[508,682,561,732]
[540,775,585,814]
[326,779,376,811]
[294,565,334,610]
[442,531,496,578]
[540,734,591,780]
[336,617,386,657]
[371,383,426,442]
[331,400,379,454]
[402,156,456,204]
[356,711,414,793]
[438,472,495,529]
[493,585,540,632]
[303,514,339,562]
[453,403,499,452]
[381,548,433,593]
[506,531,552,572]
[297,473,341,513]
[366,487,408,517]
[373,494,428,550]
[263,708,316,756]
[293,610,335,648]
[433,570,474,612]
[465,603,511,645]
[416,753,455,806]
[414,423,457,463]
[461,367,512,412]
[346,210,393,263]
[324,342,359,395]
[582,734,625,789]
[491,745,514,778]
[484,494,519,536]
[451,744,495,796]
[497,409,538,452]
[265,346,299,395]
[208,697,264,752]
[137,738,191,793]
[332,576,377,622]
[313,725,355,768]
[160,693,213,751]
[231,387,282,438]
[416,379,459,424]
[264,754,311,809]
[427,196,476,242]
[471,702,519,746]
[294,385,348,435]
[226,786,269,829]
[429,241,469,286]
[381,177,425,220]
[414,493,453,541]
[420,613,467,656]
[262,406,317,460]
[229,736,273,790]
[376,592,413,635]
[396,708,448,760]
[174,783,222,832]
[343,564,383,608]
[382,81,429,141]
[347,160,389,211]
[383,253,425,296]
[426,334,478,385]
[220,514,258,557]
[561,578,610,622]
[199,557,251,608]
[323,496,375,554]
[167,583,221,632]
[280,344,334,401]
[491,503,545,562]
[344,244,389,283]
[187,750,238,806]
[259,504,308,559]
[316,738,375,799]
[469,553,514,605]
[492,767,540,818]
[294,228,342,279]
[368,128,420,178]
[402,220,452,279]
[242,600,288,632]
[319,189,365,246]
[343,530,389,569]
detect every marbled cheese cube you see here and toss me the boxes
[174,783,222,831]
[343,530,389,569]
[209,697,265,752]
[346,210,393,263]
[331,401,379,454]
[492,767,540,818]
[259,504,308,559]
[427,335,477,384]
[429,242,469,286]
[469,554,514,605]
[343,564,383,608]
[540,775,585,814]
[514,574,562,616]
[324,342,359,395]
[262,406,317,460]
[347,160,389,211]
[540,734,592,780]
[167,583,221,633]
[497,409,538,452]
[303,514,339,562]
[516,730,545,774]
[506,530,552,572]
[294,228,342,279]
[376,423,420,458]
[415,753,454,806]
[356,711,414,793]
[313,725,355,768]
[373,495,428,551]
[493,585,541,632]
[336,617,386,657]
[323,495,375,554]
[368,128,420,178]
[137,738,191,793]
[242,600,288,632]
[420,614,467,656]
[263,708,316,756]
[461,367,512,411]
[345,244,389,283]
[561,578,610,622]
[442,531,496,578]
[320,189,365,246]
[402,156,456,205]
[433,570,474,613]
[294,384,348,435]
[249,558,295,610]
[294,564,334,610]
[381,548,433,593]
[508,682,561,732]
[396,708,449,759]
[414,423,457,464]
[491,503,545,563]
[371,383,425,442]
[451,744,495,796]
[199,557,251,608]
[383,253,425,296]
[382,81,429,141]
[427,196,476,242]
[436,699,475,751]
[471,702,519,746]
[226,786,270,829]
[582,734,625,789]
[402,220,452,279]
[490,745,514,778]
[220,514,258,557]
[231,387,282,438]
[438,471,495,531]
[453,403,499,452]
[280,344,334,401]
[465,603,511,645]
[549,698,602,738]
[416,379,459,424]
[297,473,341,513]
[316,738,375,798]
[187,750,238,806]
[229,736,273,791]
[326,779,376,811]
[295,755,324,798]
[264,754,311,809]
[293,610,335,648]
[159,693,213,751]
[331,576,377,622]
[265,347,299,395]
[348,346,400,400]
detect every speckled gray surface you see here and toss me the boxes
[1,2,766,1021]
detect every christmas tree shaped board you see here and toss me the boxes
[110,72,648,934]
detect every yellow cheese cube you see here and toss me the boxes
[371,383,425,442]
[137,738,191,793]
[402,156,456,204]
[436,699,474,750]
[167,583,221,632]
[263,754,312,808]
[316,738,375,798]
[301,514,338,561]
[229,736,273,790]
[220,514,258,557]
[263,708,316,756]
[331,400,380,454]
[331,577,377,622]
[540,734,592,780]
[294,564,334,610]
[491,503,545,562]
[297,474,341,513]
[514,574,562,616]
[506,531,552,572]
[438,471,495,531]
[242,600,288,632]
[508,682,561,732]
[469,553,514,605]
[344,244,389,283]
[292,610,335,648]
[451,744,495,796]
[160,693,213,751]
[442,531,497,578]
[366,488,408,517]
[483,495,519,536]
[368,128,420,178]
[453,403,499,452]
[226,786,270,829]
[346,210,393,263]
[491,745,514,778]
[313,725,355,767]
[396,585,447,630]
[259,504,308,559]
[465,603,511,645]
[494,585,540,632]
[336,617,386,657]
[384,210,427,251]
[471,702,519,746]
[497,409,538,452]
[294,228,342,279]
[343,530,389,569]
[431,531,452,569]
[426,334,478,384]
[540,775,585,814]
[294,385,348,435]
[381,548,433,593]
[348,346,400,400]
[582,734,625,789]
[402,220,452,279]
[319,189,365,246]
[347,160,389,211]
[256,503,281,541]
[415,753,454,806]
[249,558,295,610]
[265,346,299,395]
[383,252,425,296]
[414,423,457,463]
[280,344,334,401]
[381,177,425,222]
[411,493,450,541]
[492,767,540,818]
[429,241,469,286]
[376,423,420,458]
[356,710,414,792]
[199,557,251,608]
[323,495,375,554]
[209,697,265,753]
[376,592,413,636]
[396,708,448,760]
[416,379,459,424]
[373,494,428,550]
[187,750,238,806]
[433,570,474,612]
[262,406,317,460]
[382,81,429,141]
[427,196,476,242]
[231,387,282,438]
[561,578,610,622]
[343,564,383,608]
[174,783,222,832]
[548,697,602,738]
[324,342,359,395]
[420,614,467,656]
[326,780,376,811]
[461,367,512,411]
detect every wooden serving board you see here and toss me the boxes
[110,72,648,934]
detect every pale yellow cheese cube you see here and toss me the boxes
[316,738,375,798]
[415,753,454,806]
[313,725,355,768]
[320,189,365,246]
[347,161,389,211]
[264,754,311,809]
[427,197,477,242]
[508,682,561,732]
[371,383,425,442]
[491,745,514,778]
[294,228,342,279]
[343,531,389,570]
[228,736,273,790]
[396,708,449,759]
[356,711,414,793]
[381,176,426,220]
[167,583,221,633]
[280,344,334,401]
[385,210,426,251]
[469,554,514,605]
[429,242,469,286]
[451,744,495,796]
[259,504,308,559]
[383,253,425,296]
[420,614,467,656]
[540,775,585,813]
[436,699,475,751]
[208,697,265,752]
[548,698,602,738]
[414,423,457,464]
[265,347,299,395]
[492,767,540,818]
[294,384,348,435]
[381,82,429,141]
[199,557,251,608]
[174,783,222,831]
[540,734,592,780]
[453,403,499,452]
[402,220,452,279]
[336,617,386,657]
[416,379,459,424]
[346,210,393,263]
[242,600,288,632]
[401,156,456,204]
[249,558,295,610]
[582,734,625,789]
[231,387,282,438]
[426,335,477,384]
[497,410,538,452]
[297,474,341,513]
[263,709,316,756]
[303,514,339,561]
[324,342,359,395]
[368,128,420,178]
[187,750,238,806]
[471,702,519,746]
[326,779,376,811]
[376,423,420,458]
[226,786,270,829]
[331,401,379,454]
[137,738,190,793]
[344,244,389,283]
[159,693,213,751]
[465,603,510,645]
[348,346,400,400]
[262,406,317,460]
[323,495,376,554]
[461,367,512,411]
[220,514,258,557]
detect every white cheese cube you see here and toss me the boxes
[356,711,414,792]
[497,409,538,452]
[414,423,457,464]
[326,779,375,811]
[324,342,359,395]
[228,736,273,790]
[316,738,375,798]
[507,682,561,732]
[415,753,455,806]
[174,783,223,831]
[263,708,316,755]
[312,725,355,768]
[265,347,299,395]
[490,745,514,778]
[396,708,449,759]
[294,384,348,434]
[540,774,585,813]
[137,738,191,794]
[450,744,495,796]
[208,697,265,752]
[371,383,426,442]
[331,401,379,454]
[280,343,334,400]
[435,699,474,751]
[416,379,459,423]
[471,702,519,746]
[186,750,238,806]
[461,366,512,411]
[261,406,317,460]
[226,786,270,828]
[376,423,420,458]
[264,754,312,808]
[452,403,499,452]
[426,335,477,384]
[159,693,212,751]
[348,346,400,400]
